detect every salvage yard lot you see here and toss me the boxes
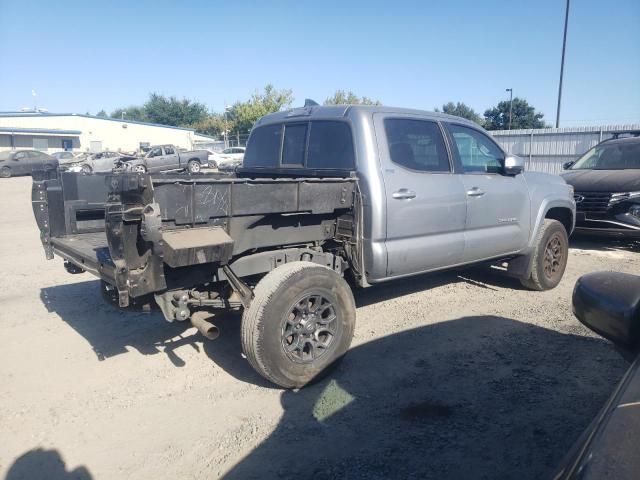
[1,176,639,479]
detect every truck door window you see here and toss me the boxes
[282,123,307,166]
[308,121,355,169]
[447,124,504,173]
[243,124,282,168]
[384,119,450,172]
[149,147,162,158]
[165,146,174,155]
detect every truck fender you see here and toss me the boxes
[508,197,575,279]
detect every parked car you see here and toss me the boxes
[213,147,245,172]
[0,150,58,178]
[63,151,131,173]
[561,136,640,237]
[123,144,209,174]
[554,271,640,479]
[32,105,575,388]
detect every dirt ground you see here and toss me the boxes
[1,175,639,480]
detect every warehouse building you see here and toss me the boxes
[0,112,216,154]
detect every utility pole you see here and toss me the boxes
[121,111,126,120]
[506,88,513,130]
[223,104,229,149]
[556,0,570,128]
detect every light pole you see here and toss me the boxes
[223,105,229,149]
[506,88,513,130]
[556,0,570,128]
[121,111,126,120]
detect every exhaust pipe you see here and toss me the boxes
[191,311,220,340]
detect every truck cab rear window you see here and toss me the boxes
[282,124,307,166]
[244,121,354,170]
[243,124,282,168]
[308,121,355,169]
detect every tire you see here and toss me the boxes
[0,166,11,178]
[520,219,569,291]
[187,160,201,174]
[132,165,146,173]
[241,261,356,388]
[81,164,92,173]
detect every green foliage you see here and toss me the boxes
[110,105,147,122]
[436,102,483,125]
[228,84,294,133]
[143,93,208,126]
[110,93,208,126]
[324,90,381,106]
[483,98,546,130]
[96,110,107,117]
[189,114,231,137]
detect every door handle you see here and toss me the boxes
[392,189,417,200]
[466,187,485,197]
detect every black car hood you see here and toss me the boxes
[561,169,640,192]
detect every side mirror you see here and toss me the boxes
[563,161,575,170]
[572,272,640,356]
[503,154,524,176]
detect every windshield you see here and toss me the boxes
[571,141,640,170]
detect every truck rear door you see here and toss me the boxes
[374,114,467,277]
[443,122,530,262]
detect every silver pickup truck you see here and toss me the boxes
[124,144,209,173]
[33,105,575,388]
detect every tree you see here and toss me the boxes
[483,98,546,130]
[436,102,483,125]
[110,105,147,122]
[96,110,107,117]
[110,94,208,126]
[189,114,232,137]
[324,90,381,106]
[228,84,294,133]
[143,93,209,126]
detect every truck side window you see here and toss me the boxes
[244,124,282,168]
[149,147,162,158]
[165,146,174,155]
[282,124,307,166]
[384,119,450,172]
[447,124,504,173]
[308,121,355,169]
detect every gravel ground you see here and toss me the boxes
[1,175,639,479]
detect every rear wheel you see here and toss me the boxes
[0,166,11,178]
[520,219,568,291]
[187,160,201,174]
[241,261,356,388]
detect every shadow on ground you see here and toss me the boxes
[39,266,519,372]
[222,316,626,480]
[570,234,640,253]
[40,279,628,478]
[4,448,92,480]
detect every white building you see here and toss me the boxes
[0,112,217,153]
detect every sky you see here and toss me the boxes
[0,0,638,127]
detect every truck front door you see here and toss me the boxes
[444,123,530,263]
[163,146,179,169]
[375,115,467,277]
[145,146,164,172]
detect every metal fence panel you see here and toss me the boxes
[490,124,640,175]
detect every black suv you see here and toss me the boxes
[562,136,640,237]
